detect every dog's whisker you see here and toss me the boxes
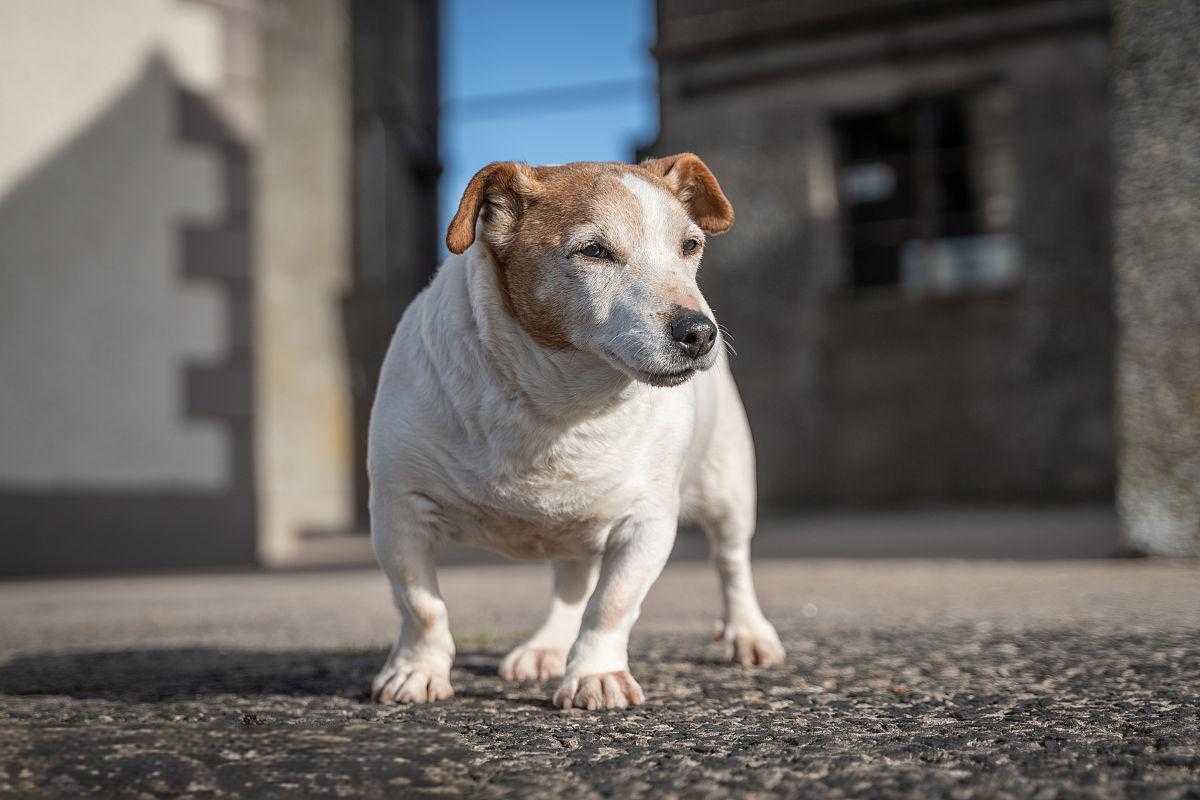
[714,323,739,357]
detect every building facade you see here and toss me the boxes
[648,0,1115,507]
[0,0,438,574]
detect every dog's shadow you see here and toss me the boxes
[0,647,503,703]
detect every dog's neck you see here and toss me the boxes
[460,245,643,423]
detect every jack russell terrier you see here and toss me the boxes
[369,154,784,710]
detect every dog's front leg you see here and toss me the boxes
[553,518,676,710]
[370,497,455,704]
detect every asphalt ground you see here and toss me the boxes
[2,552,1198,798]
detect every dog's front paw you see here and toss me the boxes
[371,659,454,705]
[716,617,786,667]
[500,644,567,682]
[553,670,645,710]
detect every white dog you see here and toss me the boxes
[368,154,784,711]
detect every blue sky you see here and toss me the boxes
[439,0,658,247]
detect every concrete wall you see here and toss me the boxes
[0,0,401,574]
[0,1,227,488]
[255,0,356,564]
[651,0,1115,507]
[1112,0,1200,555]
[0,0,261,573]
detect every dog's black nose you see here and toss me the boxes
[670,311,718,359]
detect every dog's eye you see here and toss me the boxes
[681,238,702,256]
[578,243,612,260]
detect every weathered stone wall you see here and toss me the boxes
[1112,0,1200,555]
[650,0,1115,507]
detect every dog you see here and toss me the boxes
[368,154,784,710]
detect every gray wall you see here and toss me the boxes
[1113,0,1200,555]
[254,0,356,565]
[650,0,1115,507]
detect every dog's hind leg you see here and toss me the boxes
[688,377,785,668]
[700,506,785,667]
[500,557,600,682]
[370,492,456,704]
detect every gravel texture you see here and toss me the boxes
[2,558,1198,798]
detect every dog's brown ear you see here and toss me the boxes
[640,153,734,234]
[446,161,540,254]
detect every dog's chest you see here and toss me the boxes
[436,423,664,559]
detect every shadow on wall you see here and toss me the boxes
[0,53,257,575]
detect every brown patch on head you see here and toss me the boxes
[639,152,735,234]
[445,161,539,255]
[446,161,650,350]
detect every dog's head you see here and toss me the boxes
[446,154,734,387]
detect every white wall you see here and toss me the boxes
[0,1,229,488]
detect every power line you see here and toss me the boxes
[441,77,655,121]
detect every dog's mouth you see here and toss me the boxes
[632,365,696,387]
[601,348,701,387]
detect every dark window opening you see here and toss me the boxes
[833,86,1018,295]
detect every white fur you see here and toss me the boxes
[368,174,783,710]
